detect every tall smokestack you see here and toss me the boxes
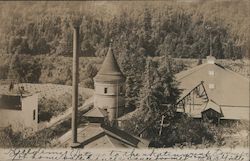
[71,23,80,148]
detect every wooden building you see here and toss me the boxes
[175,56,249,121]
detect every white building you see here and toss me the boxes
[0,93,39,132]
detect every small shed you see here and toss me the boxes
[83,107,108,123]
[201,99,223,124]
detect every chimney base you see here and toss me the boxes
[70,142,81,148]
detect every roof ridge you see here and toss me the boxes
[176,63,209,81]
[105,130,137,147]
[219,64,250,82]
[102,124,140,145]
[176,62,249,82]
[80,131,106,147]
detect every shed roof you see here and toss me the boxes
[94,47,125,83]
[202,99,223,115]
[83,107,108,118]
[178,98,250,120]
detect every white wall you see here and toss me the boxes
[94,82,125,121]
[0,94,38,132]
[95,82,124,96]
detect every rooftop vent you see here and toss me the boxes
[206,56,216,64]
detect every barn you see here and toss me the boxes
[175,56,249,122]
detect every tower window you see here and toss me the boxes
[33,109,36,120]
[104,88,108,94]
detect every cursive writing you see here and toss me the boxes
[4,148,248,161]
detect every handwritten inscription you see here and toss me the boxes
[4,148,248,161]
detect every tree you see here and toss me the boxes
[38,97,68,122]
[213,35,224,59]
[56,19,73,56]
[83,63,98,89]
[7,53,20,81]
[118,45,146,109]
[140,58,180,113]
[8,56,41,83]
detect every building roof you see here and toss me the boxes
[83,107,108,118]
[94,47,125,83]
[220,106,249,120]
[58,123,149,148]
[0,94,22,110]
[202,99,223,115]
[175,60,249,107]
[178,99,249,120]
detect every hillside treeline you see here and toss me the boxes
[0,1,249,59]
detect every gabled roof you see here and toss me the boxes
[85,134,132,148]
[202,99,223,117]
[58,123,149,148]
[94,47,125,83]
[83,107,108,118]
[175,62,249,107]
[177,100,249,120]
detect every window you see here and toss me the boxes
[120,86,123,93]
[208,70,214,76]
[104,88,108,94]
[33,110,36,120]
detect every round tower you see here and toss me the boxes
[94,45,125,124]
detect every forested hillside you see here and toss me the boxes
[0,1,249,148]
[0,1,249,59]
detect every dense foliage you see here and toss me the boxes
[83,63,98,89]
[0,1,248,59]
[38,92,84,122]
[38,96,68,122]
[139,58,180,113]
[8,54,42,83]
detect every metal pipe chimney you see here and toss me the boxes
[71,24,80,148]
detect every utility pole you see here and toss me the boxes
[209,31,212,56]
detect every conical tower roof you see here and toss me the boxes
[94,46,125,83]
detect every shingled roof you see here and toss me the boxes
[94,47,125,83]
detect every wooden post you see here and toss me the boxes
[158,115,165,136]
